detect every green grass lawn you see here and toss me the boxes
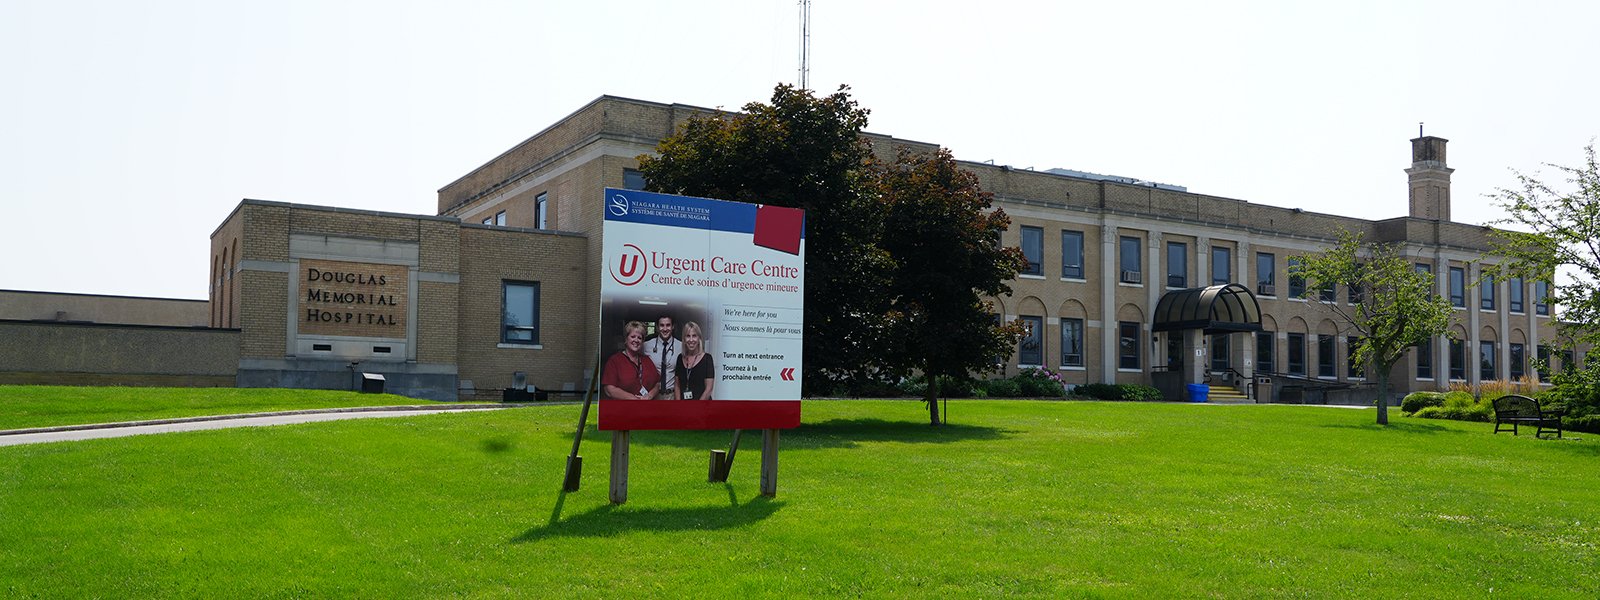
[1,400,1596,597]
[0,386,440,430]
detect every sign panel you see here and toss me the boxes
[298,259,408,337]
[598,188,803,430]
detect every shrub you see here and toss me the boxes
[1013,367,1067,398]
[982,378,1022,398]
[1074,383,1161,402]
[1401,392,1447,415]
[1119,385,1164,402]
[1412,392,1493,423]
[897,375,979,399]
[1075,383,1121,400]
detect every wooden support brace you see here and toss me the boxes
[708,450,726,482]
[760,429,778,497]
[610,430,630,504]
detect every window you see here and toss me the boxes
[1510,343,1526,380]
[481,217,493,225]
[1020,227,1043,276]
[1257,252,1276,296]
[1480,274,1496,310]
[1287,333,1306,376]
[1561,349,1577,374]
[1317,335,1335,377]
[1535,280,1550,315]
[1210,334,1230,371]
[1060,318,1084,367]
[1449,340,1466,380]
[1449,267,1466,307]
[1167,241,1187,288]
[502,281,540,344]
[535,192,548,229]
[1118,321,1141,369]
[1061,231,1084,279]
[1287,257,1305,298]
[623,168,648,190]
[1318,282,1335,302]
[1480,341,1497,381]
[1509,277,1524,313]
[1211,246,1231,285]
[1348,270,1364,305]
[1347,336,1363,379]
[1416,263,1436,299]
[1537,345,1551,379]
[1256,332,1275,374]
[1416,339,1433,380]
[494,210,507,226]
[1120,236,1142,284]
[1018,316,1043,366]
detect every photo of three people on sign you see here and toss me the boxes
[601,315,716,401]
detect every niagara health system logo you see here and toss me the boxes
[609,243,647,286]
[608,193,630,217]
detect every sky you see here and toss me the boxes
[3,0,1598,300]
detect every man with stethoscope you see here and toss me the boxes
[642,315,685,400]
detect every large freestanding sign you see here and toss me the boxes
[597,188,804,431]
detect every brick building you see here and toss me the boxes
[423,95,1575,402]
[5,94,1578,402]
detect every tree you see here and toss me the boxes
[878,147,1027,425]
[1485,144,1600,351]
[1291,230,1454,425]
[1486,144,1600,426]
[637,85,896,394]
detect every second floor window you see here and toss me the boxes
[1061,231,1084,279]
[1509,277,1524,313]
[1449,267,1466,307]
[1257,252,1276,296]
[1120,236,1142,284]
[1211,246,1232,285]
[1288,257,1306,298]
[1535,280,1550,315]
[535,193,548,229]
[1020,227,1043,276]
[1480,274,1496,310]
[1167,242,1188,288]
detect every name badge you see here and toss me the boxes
[639,387,648,397]
[683,390,694,400]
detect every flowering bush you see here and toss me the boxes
[1014,367,1068,398]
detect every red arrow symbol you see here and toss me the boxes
[779,368,795,381]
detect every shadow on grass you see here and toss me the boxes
[514,488,781,543]
[557,418,1016,450]
[1319,421,1467,435]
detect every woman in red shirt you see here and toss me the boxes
[601,321,660,400]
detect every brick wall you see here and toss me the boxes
[0,320,238,386]
[456,226,589,398]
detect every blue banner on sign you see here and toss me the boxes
[602,188,804,239]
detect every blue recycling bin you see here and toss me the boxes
[1186,383,1209,403]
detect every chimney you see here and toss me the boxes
[1406,136,1453,221]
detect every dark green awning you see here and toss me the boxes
[1151,283,1263,334]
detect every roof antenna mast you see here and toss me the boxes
[798,0,811,90]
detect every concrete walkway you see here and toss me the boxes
[0,404,520,447]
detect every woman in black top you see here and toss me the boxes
[674,321,715,400]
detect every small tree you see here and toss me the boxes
[1292,230,1454,424]
[1485,144,1600,351]
[878,147,1027,425]
[1485,144,1600,421]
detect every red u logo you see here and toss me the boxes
[610,244,648,286]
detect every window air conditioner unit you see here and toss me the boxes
[1121,270,1141,284]
[1258,284,1275,296]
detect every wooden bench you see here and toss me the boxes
[1492,394,1565,439]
